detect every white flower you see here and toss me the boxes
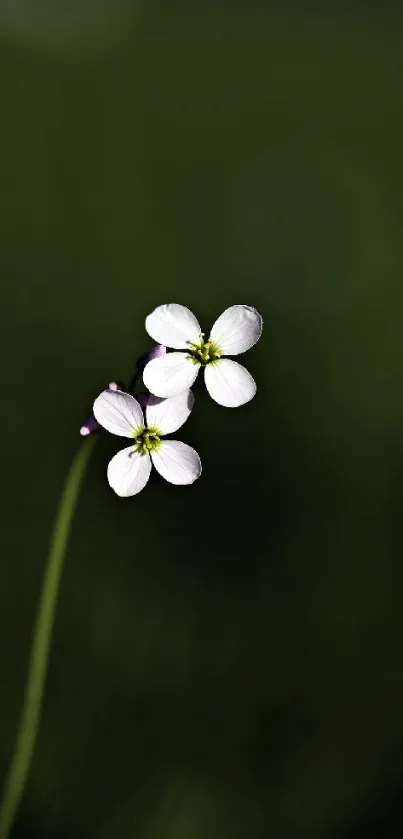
[142,304,263,407]
[93,388,201,497]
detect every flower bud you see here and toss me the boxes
[79,382,124,436]
[136,344,166,373]
[80,416,101,436]
[136,392,149,410]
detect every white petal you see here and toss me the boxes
[145,304,201,349]
[107,446,152,497]
[209,305,263,355]
[146,390,195,435]
[151,440,201,485]
[204,358,256,407]
[143,352,200,398]
[93,390,144,437]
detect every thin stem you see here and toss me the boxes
[0,438,96,839]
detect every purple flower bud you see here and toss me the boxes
[79,381,125,436]
[136,392,150,410]
[80,416,101,436]
[136,344,166,373]
[108,381,127,392]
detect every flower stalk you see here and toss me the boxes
[0,438,96,839]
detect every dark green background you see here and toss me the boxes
[1,2,403,837]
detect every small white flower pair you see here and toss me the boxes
[93,304,262,497]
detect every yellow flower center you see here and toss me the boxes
[131,426,161,456]
[188,333,221,365]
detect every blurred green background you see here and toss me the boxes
[1,2,403,837]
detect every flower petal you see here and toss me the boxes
[143,352,200,398]
[209,305,263,355]
[146,390,195,435]
[107,446,152,497]
[145,304,201,349]
[204,358,256,407]
[93,390,144,437]
[151,440,201,485]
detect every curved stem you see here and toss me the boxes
[0,438,96,839]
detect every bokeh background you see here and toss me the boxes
[1,2,403,837]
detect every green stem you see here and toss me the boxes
[0,438,96,839]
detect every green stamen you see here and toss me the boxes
[131,425,161,455]
[188,334,221,366]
